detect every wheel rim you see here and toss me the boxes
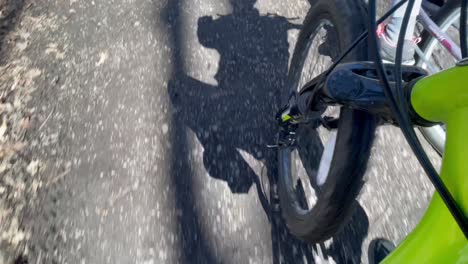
[317,130,337,186]
[280,19,341,214]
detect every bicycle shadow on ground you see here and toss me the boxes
[0,0,28,64]
[167,0,369,263]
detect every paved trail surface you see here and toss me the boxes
[0,0,437,263]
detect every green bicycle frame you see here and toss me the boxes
[383,65,468,263]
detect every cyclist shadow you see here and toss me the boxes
[0,0,27,64]
[168,1,368,263]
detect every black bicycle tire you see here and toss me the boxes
[277,0,377,243]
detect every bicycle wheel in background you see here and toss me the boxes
[417,0,461,155]
[277,0,377,242]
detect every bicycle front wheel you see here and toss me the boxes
[277,0,377,243]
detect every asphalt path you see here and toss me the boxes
[0,0,440,263]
